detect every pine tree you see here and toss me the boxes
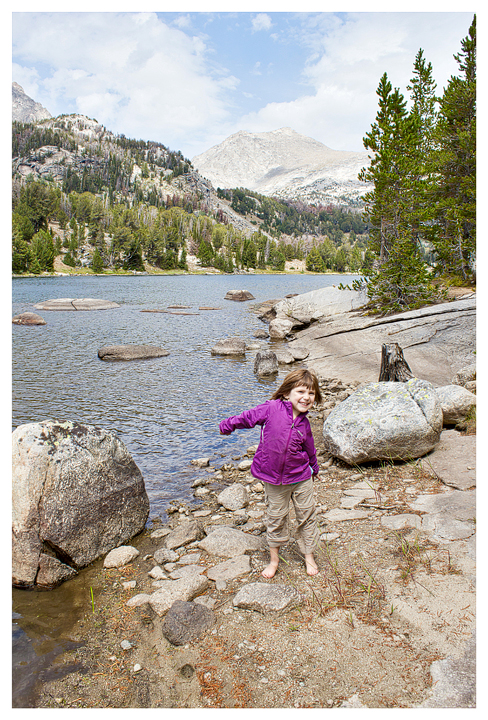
[428,15,476,281]
[358,72,439,313]
[91,248,104,273]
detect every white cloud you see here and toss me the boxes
[12,11,237,155]
[251,13,273,33]
[233,11,474,152]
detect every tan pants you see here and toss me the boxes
[263,477,319,554]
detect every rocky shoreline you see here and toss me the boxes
[25,377,475,709]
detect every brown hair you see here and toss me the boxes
[271,368,322,404]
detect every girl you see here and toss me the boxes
[219,368,322,578]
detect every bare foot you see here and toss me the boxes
[261,560,279,578]
[305,554,319,576]
[261,548,279,578]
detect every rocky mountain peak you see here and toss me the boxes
[12,82,52,123]
[192,127,371,207]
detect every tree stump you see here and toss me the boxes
[378,343,414,382]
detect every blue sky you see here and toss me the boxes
[11,4,475,159]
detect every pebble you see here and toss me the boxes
[133,664,142,673]
[121,640,132,650]
[149,566,166,580]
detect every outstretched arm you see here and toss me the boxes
[219,401,270,435]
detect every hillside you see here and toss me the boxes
[12,87,372,276]
[192,127,372,207]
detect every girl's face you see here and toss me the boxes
[285,384,315,417]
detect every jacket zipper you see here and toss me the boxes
[279,417,299,484]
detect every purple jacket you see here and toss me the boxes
[219,399,319,485]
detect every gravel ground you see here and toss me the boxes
[27,412,476,710]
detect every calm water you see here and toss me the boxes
[12,273,356,517]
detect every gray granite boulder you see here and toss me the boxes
[323,379,443,464]
[12,420,149,589]
[224,290,255,302]
[286,344,310,360]
[254,350,278,375]
[98,344,169,361]
[148,573,209,616]
[434,385,476,425]
[104,546,140,568]
[232,582,301,613]
[198,526,264,557]
[34,298,120,311]
[451,363,476,387]
[268,317,295,340]
[164,520,204,551]
[217,484,249,511]
[207,555,251,583]
[211,337,247,356]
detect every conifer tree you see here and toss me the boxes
[358,72,440,313]
[428,15,476,281]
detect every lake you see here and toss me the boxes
[12,272,357,517]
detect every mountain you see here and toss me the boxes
[12,89,371,276]
[192,127,372,207]
[12,82,52,123]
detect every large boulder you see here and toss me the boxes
[323,379,443,464]
[12,420,149,589]
[98,345,169,361]
[34,298,120,311]
[268,287,369,340]
[274,286,368,319]
[268,317,295,340]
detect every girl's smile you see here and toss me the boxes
[285,384,315,418]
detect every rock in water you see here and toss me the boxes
[210,337,247,356]
[34,298,120,311]
[254,350,278,376]
[12,312,46,326]
[323,379,443,464]
[98,345,169,361]
[224,290,255,302]
[12,420,149,588]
